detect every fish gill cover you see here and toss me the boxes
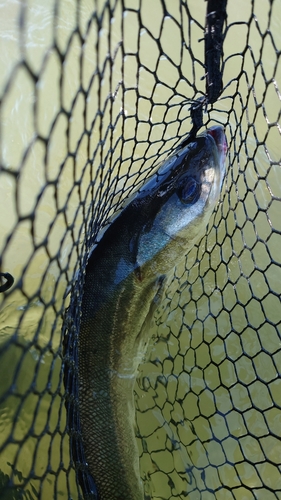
[0,0,280,499]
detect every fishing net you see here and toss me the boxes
[0,0,280,499]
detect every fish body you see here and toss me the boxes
[66,126,227,499]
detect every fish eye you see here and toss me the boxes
[178,177,200,204]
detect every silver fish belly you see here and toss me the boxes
[76,126,227,499]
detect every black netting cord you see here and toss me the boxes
[0,1,280,500]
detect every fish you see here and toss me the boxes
[65,125,227,500]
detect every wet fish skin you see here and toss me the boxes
[76,126,227,499]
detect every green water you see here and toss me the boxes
[0,0,281,498]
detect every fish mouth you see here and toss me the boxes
[206,125,228,194]
[207,126,228,161]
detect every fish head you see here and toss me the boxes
[135,126,227,274]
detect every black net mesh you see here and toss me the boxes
[0,1,280,499]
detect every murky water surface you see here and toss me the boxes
[0,0,280,498]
